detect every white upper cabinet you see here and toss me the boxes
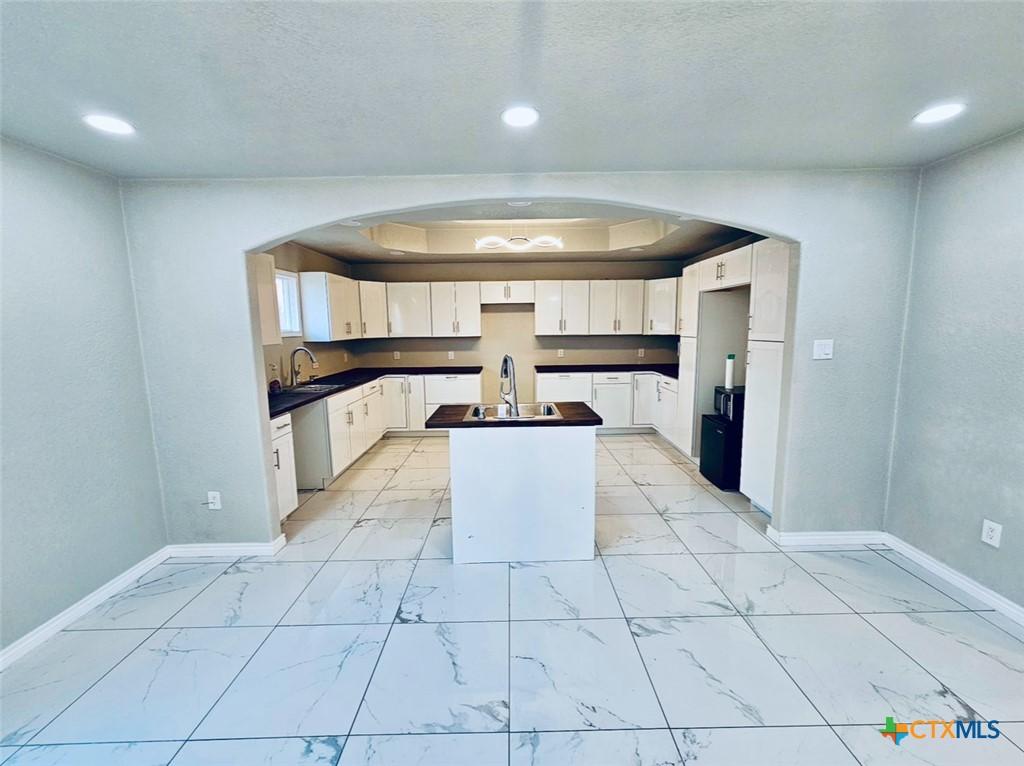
[300,272,362,341]
[358,281,389,338]
[644,277,678,335]
[534,280,590,335]
[748,239,790,342]
[252,253,281,346]
[386,282,432,337]
[589,280,644,335]
[700,244,753,291]
[676,266,700,337]
[430,282,481,337]
[481,281,534,304]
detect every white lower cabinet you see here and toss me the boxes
[382,376,408,429]
[592,380,632,427]
[406,375,426,430]
[631,373,658,425]
[676,337,698,455]
[740,340,785,513]
[654,378,678,440]
[270,415,298,520]
[424,373,482,422]
[535,372,593,404]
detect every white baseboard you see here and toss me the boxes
[765,527,1024,626]
[0,535,287,671]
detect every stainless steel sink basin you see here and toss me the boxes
[290,384,340,393]
[464,402,562,421]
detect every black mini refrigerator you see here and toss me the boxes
[699,414,743,490]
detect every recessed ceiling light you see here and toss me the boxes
[913,102,966,125]
[506,201,533,207]
[340,220,364,227]
[501,106,539,128]
[82,113,135,135]
[389,251,404,256]
[630,247,645,252]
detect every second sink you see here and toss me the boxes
[464,403,562,421]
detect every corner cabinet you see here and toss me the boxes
[386,282,432,337]
[535,280,590,335]
[300,272,363,341]
[430,282,482,337]
[644,277,678,335]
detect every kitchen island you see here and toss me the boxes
[426,402,602,563]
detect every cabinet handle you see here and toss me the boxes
[456,320,460,334]
[364,402,368,415]
[505,284,509,299]
[274,422,289,430]
[445,375,458,379]
[346,411,354,425]
[558,374,571,379]
[746,350,751,367]
[273,448,280,469]
[361,321,366,334]
[649,319,654,331]
[387,320,392,334]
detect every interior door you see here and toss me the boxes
[749,240,789,342]
[534,281,563,335]
[387,282,431,337]
[588,281,617,335]
[740,340,785,513]
[561,280,590,335]
[359,281,388,338]
[430,282,456,337]
[616,279,645,335]
[454,281,481,336]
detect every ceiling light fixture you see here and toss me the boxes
[475,235,563,252]
[389,251,404,256]
[82,113,135,135]
[630,247,645,252]
[340,220,364,227]
[501,106,539,128]
[506,201,533,207]
[912,102,966,125]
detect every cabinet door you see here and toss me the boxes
[720,244,753,289]
[534,281,563,335]
[349,400,369,459]
[536,373,592,402]
[561,280,590,335]
[358,281,389,338]
[588,281,617,335]
[677,266,700,337]
[387,282,431,337]
[454,281,481,336]
[656,387,677,441]
[616,280,645,335]
[749,239,789,342]
[430,282,457,337]
[507,281,535,303]
[365,391,385,447]
[382,376,408,430]
[647,277,677,334]
[272,433,298,520]
[480,282,507,304]
[592,383,632,428]
[425,374,481,403]
[631,373,657,425]
[699,257,723,292]
[253,254,281,345]
[406,375,426,430]
[327,275,361,339]
[676,337,698,456]
[328,406,353,475]
[740,340,785,513]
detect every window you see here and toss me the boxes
[275,270,302,337]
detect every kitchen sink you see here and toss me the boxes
[464,403,562,421]
[290,384,341,393]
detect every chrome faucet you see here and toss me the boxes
[290,346,319,387]
[499,354,520,416]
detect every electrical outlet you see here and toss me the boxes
[638,348,645,358]
[448,351,455,360]
[557,349,565,358]
[393,351,400,360]
[343,353,348,362]
[206,491,222,511]
[981,519,1002,548]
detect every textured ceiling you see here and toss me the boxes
[2,1,1022,178]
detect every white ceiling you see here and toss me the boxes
[2,2,1022,178]
[290,202,751,263]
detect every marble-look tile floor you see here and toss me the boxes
[2,433,1023,766]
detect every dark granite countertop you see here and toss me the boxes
[426,401,602,429]
[534,363,678,379]
[269,365,483,419]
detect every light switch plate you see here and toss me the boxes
[447,351,455,360]
[206,491,222,511]
[981,519,1002,548]
[393,351,400,360]
[813,339,834,360]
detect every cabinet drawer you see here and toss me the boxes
[593,372,630,384]
[327,388,363,413]
[361,381,381,398]
[658,376,678,393]
[270,414,292,437]
[536,373,593,402]
[424,374,481,403]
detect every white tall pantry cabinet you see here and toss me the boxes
[740,341,785,512]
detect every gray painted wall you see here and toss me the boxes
[118,169,919,547]
[0,141,166,646]
[885,131,1024,604]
